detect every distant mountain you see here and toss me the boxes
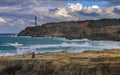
[18,19,120,41]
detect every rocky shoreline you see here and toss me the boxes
[0,49,120,75]
[18,19,120,41]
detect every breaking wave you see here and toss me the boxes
[1,35,120,55]
[3,41,120,54]
[4,42,23,47]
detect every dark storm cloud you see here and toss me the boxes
[0,12,34,19]
[0,0,63,7]
[105,0,120,5]
[96,0,120,5]
[77,11,100,17]
[0,0,119,6]
[113,8,120,15]
[0,0,28,6]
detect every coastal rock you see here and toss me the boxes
[18,19,120,41]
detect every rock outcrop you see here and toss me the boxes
[0,49,120,75]
[18,19,120,41]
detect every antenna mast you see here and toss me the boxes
[35,16,37,27]
[33,16,37,37]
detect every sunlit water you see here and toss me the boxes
[0,34,120,56]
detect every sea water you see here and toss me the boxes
[0,34,120,56]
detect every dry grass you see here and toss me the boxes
[0,49,120,64]
[0,57,8,66]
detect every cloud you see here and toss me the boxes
[0,0,119,33]
[104,5,120,18]
[0,17,6,24]
[82,5,102,13]
[51,3,103,21]
[67,3,83,11]
[56,3,120,20]
[55,8,72,18]
[17,19,26,26]
[113,6,120,15]
[0,2,119,24]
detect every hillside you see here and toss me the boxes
[18,19,120,41]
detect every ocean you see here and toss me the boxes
[0,34,120,56]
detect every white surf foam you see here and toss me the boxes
[54,37,89,42]
[17,48,36,54]
[28,42,92,49]
[91,41,120,50]
[15,41,120,54]
[5,42,23,47]
[3,39,120,55]
[11,35,18,37]
[15,42,93,54]
[0,53,15,56]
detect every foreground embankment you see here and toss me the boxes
[0,49,120,75]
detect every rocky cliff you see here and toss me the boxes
[0,49,120,75]
[18,19,120,41]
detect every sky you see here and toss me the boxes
[0,0,120,33]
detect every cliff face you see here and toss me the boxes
[0,49,120,75]
[18,19,120,41]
